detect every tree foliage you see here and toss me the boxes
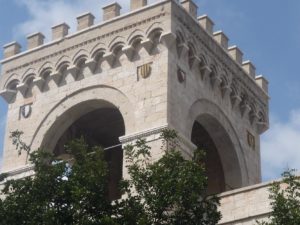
[257,170,300,225]
[0,130,221,225]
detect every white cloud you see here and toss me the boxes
[261,109,300,181]
[13,0,159,41]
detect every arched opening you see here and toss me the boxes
[191,114,243,195]
[46,102,125,201]
[191,121,225,195]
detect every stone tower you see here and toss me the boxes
[0,0,269,199]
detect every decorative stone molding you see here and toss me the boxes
[119,124,168,144]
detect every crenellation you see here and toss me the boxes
[76,12,95,31]
[52,23,70,40]
[213,31,229,49]
[130,0,147,11]
[102,2,122,21]
[198,15,214,35]
[180,0,198,19]
[3,42,21,59]
[27,32,45,50]
[255,75,269,94]
[243,60,256,78]
[228,45,243,65]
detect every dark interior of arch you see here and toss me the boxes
[54,107,125,200]
[191,121,226,195]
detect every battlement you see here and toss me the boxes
[0,0,268,94]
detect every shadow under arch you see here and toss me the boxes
[187,99,249,194]
[40,98,128,201]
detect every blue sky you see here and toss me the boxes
[0,0,300,181]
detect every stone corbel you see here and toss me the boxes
[103,52,116,68]
[240,102,251,117]
[85,58,97,73]
[200,65,212,80]
[141,38,154,54]
[33,77,45,91]
[230,95,242,109]
[16,82,28,97]
[210,75,222,90]
[0,89,17,104]
[190,56,202,70]
[50,71,63,85]
[256,121,269,134]
[177,43,189,59]
[68,65,80,80]
[249,112,259,125]
[159,31,176,49]
[122,45,135,61]
[221,85,231,99]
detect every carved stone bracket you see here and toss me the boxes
[141,38,154,54]
[177,43,189,60]
[210,75,222,90]
[221,85,231,99]
[122,45,135,61]
[103,52,116,68]
[33,77,45,91]
[16,83,28,97]
[50,71,63,85]
[256,121,268,134]
[159,31,176,49]
[200,65,212,80]
[0,89,17,103]
[85,58,97,73]
[189,55,201,70]
[240,103,251,117]
[68,65,80,80]
[230,95,242,109]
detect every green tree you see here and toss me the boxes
[0,130,221,225]
[257,170,300,225]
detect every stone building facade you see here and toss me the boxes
[0,0,270,224]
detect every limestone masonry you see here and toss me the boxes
[0,0,271,224]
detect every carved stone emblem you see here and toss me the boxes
[20,104,32,119]
[137,63,152,79]
[247,131,255,150]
